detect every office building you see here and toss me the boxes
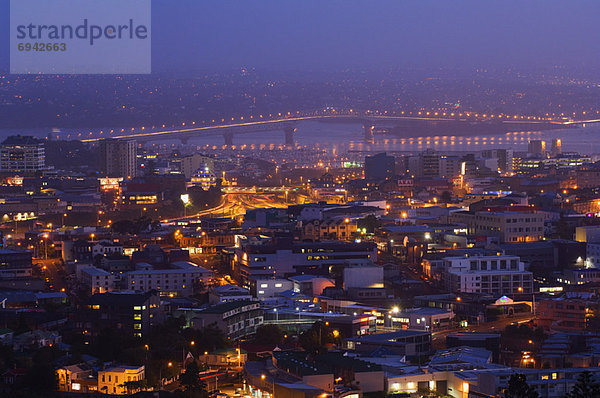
[0,248,33,279]
[83,291,162,338]
[99,139,136,179]
[450,210,544,243]
[528,139,546,157]
[0,136,45,174]
[550,138,562,157]
[364,152,395,180]
[180,153,215,179]
[232,239,377,283]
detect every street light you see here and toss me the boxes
[181,194,190,217]
[261,374,275,398]
[42,233,49,259]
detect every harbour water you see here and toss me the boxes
[2,121,600,156]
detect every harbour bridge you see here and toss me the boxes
[78,109,592,146]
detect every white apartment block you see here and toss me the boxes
[125,263,213,297]
[442,254,533,295]
[81,267,115,294]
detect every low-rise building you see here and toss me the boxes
[56,363,95,393]
[249,278,294,299]
[450,209,544,243]
[124,262,213,297]
[98,365,145,395]
[344,330,432,360]
[442,254,533,295]
[189,300,263,340]
[209,284,253,304]
[81,267,115,294]
[392,307,454,331]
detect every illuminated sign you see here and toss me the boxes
[539,286,563,293]
[99,177,123,191]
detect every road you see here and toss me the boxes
[163,192,289,224]
[34,258,66,292]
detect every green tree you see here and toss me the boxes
[504,374,538,398]
[566,371,600,398]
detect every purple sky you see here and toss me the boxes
[1,0,600,74]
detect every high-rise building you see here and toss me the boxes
[550,138,562,157]
[481,149,514,173]
[99,139,136,178]
[528,140,546,157]
[420,148,440,178]
[180,153,215,179]
[364,152,395,180]
[0,135,45,174]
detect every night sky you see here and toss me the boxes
[0,0,600,74]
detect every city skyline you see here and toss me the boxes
[2,2,600,398]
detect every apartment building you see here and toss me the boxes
[442,254,533,295]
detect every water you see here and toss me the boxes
[3,121,600,156]
[172,121,600,156]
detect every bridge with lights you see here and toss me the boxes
[77,109,594,146]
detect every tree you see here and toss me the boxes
[299,321,334,354]
[180,362,205,391]
[253,324,283,346]
[120,379,148,394]
[178,362,208,398]
[357,214,381,234]
[566,371,600,398]
[440,190,453,204]
[504,373,538,398]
